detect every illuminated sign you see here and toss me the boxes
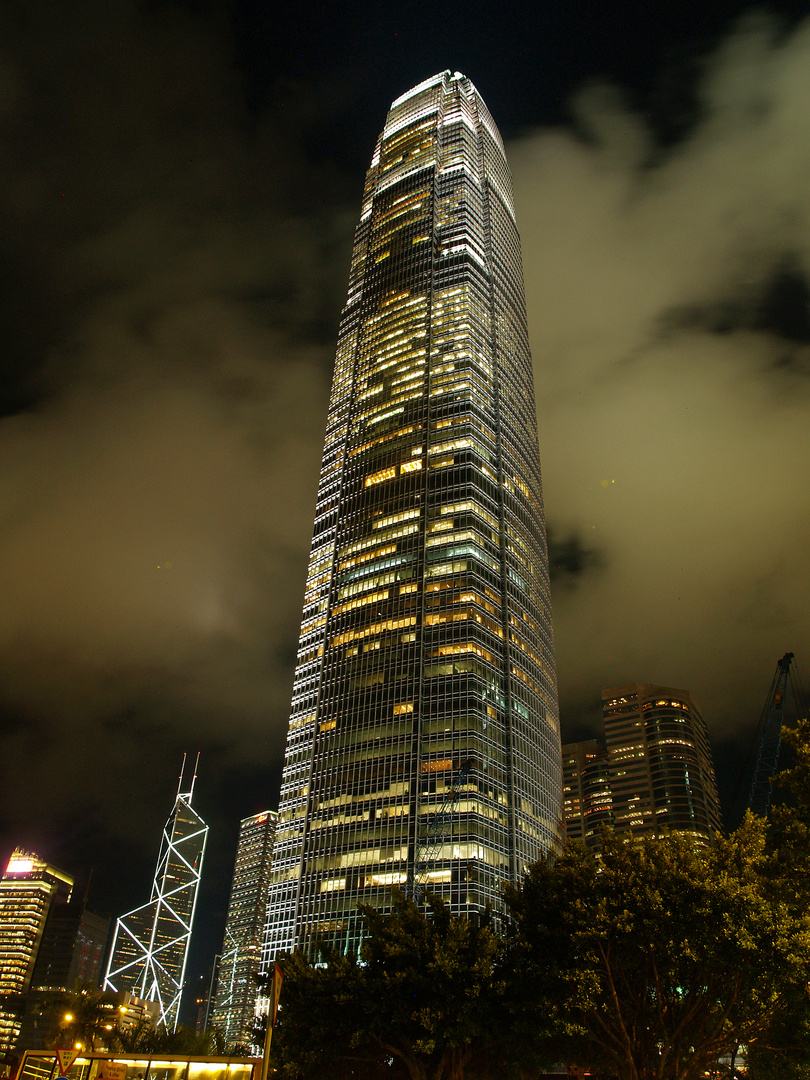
[7,858,33,874]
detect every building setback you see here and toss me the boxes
[0,850,74,1053]
[601,683,723,840]
[264,71,563,962]
[104,757,207,1030]
[211,811,277,1049]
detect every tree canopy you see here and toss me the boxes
[504,819,810,1080]
[270,817,810,1080]
[271,891,508,1080]
[52,983,120,1051]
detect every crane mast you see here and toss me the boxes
[748,651,794,818]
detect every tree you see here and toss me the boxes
[53,983,119,1051]
[358,891,504,1080]
[271,891,506,1080]
[745,718,810,1079]
[505,821,810,1080]
[107,1021,223,1055]
[768,718,810,902]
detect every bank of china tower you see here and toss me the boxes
[265,72,563,959]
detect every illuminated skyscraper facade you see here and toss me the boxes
[212,811,277,1049]
[0,849,73,1052]
[602,683,723,840]
[264,71,562,961]
[104,758,207,1030]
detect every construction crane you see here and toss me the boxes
[747,652,795,818]
[406,758,474,899]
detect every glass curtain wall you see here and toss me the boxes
[264,72,562,962]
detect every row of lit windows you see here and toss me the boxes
[349,423,418,458]
[424,608,503,638]
[339,520,419,559]
[364,458,423,487]
[330,615,417,648]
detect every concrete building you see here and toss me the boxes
[16,901,110,1050]
[602,683,723,840]
[561,739,613,849]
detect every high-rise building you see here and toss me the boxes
[561,739,613,849]
[0,849,74,1052]
[211,811,277,1049]
[601,683,723,840]
[104,756,207,1030]
[264,71,562,962]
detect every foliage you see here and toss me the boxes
[107,1021,223,1054]
[745,717,810,1078]
[271,890,506,1080]
[504,821,810,1080]
[51,983,120,1051]
[769,718,810,899]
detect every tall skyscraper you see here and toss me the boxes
[601,683,723,840]
[264,71,562,962]
[104,756,207,1030]
[211,811,277,1049]
[0,849,73,1052]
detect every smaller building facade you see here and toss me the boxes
[0,850,74,1053]
[16,902,111,1051]
[602,683,723,840]
[561,684,723,847]
[211,811,277,1050]
[561,740,613,849]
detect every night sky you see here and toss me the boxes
[2,0,810,1016]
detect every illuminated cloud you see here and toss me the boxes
[511,10,810,739]
[0,1,808,890]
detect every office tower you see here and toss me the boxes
[212,811,277,1049]
[561,739,613,849]
[104,756,207,1030]
[602,683,723,841]
[16,900,111,1050]
[264,71,562,962]
[0,850,74,1052]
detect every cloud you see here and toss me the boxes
[510,10,810,742]
[3,0,810,885]
[0,0,352,856]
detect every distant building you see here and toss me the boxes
[16,901,110,1050]
[561,684,723,847]
[0,850,74,1053]
[561,739,613,849]
[104,756,208,1030]
[114,991,160,1036]
[211,812,277,1050]
[602,683,723,840]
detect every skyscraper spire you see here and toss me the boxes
[264,72,563,962]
